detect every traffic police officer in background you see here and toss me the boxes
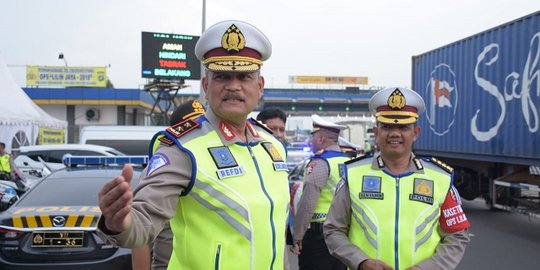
[292,114,349,270]
[98,20,290,270]
[0,142,13,180]
[0,142,24,182]
[324,87,470,270]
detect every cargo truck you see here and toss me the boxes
[411,11,540,218]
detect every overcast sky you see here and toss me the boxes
[1,0,539,92]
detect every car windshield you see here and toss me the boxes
[16,170,140,206]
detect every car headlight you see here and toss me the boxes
[0,227,24,240]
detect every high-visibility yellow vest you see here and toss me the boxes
[0,154,11,173]
[310,150,349,223]
[152,118,289,270]
[345,157,452,270]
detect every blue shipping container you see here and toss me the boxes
[412,11,540,165]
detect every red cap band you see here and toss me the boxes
[376,105,418,113]
[204,47,262,60]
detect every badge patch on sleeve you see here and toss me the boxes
[409,178,434,204]
[306,161,316,176]
[147,153,170,176]
[359,176,384,199]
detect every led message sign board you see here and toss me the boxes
[141,31,200,80]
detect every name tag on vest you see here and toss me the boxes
[359,192,384,200]
[273,162,288,171]
[217,166,245,179]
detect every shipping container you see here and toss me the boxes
[412,11,540,217]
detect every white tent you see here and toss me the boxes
[0,52,67,152]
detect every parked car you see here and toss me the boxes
[0,155,147,270]
[79,125,166,155]
[286,145,312,171]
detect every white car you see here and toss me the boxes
[16,144,125,171]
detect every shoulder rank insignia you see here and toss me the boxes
[158,136,174,146]
[430,157,453,173]
[376,155,385,168]
[413,157,424,170]
[166,119,200,138]
[246,121,260,138]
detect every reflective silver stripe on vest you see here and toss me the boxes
[351,200,378,249]
[415,207,440,250]
[324,176,338,193]
[415,207,439,235]
[415,215,438,251]
[191,180,251,241]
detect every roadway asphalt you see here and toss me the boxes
[288,199,540,270]
[458,199,540,270]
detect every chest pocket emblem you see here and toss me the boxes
[359,176,384,199]
[261,142,287,171]
[261,142,284,162]
[409,178,434,204]
[208,146,245,179]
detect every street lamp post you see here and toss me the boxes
[199,0,207,104]
[58,52,74,143]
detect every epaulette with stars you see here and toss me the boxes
[249,117,274,134]
[429,157,453,173]
[165,118,200,139]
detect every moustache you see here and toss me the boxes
[223,93,245,101]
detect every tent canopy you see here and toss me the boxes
[0,52,67,152]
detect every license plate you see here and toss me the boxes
[31,231,84,248]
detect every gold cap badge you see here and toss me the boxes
[221,24,246,52]
[387,88,406,110]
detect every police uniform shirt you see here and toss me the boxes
[323,155,470,270]
[151,222,173,270]
[106,108,276,248]
[293,144,341,241]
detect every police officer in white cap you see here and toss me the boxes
[292,114,349,270]
[324,87,470,270]
[98,20,291,270]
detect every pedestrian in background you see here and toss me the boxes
[98,20,290,269]
[292,114,349,270]
[257,107,288,144]
[324,87,470,270]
